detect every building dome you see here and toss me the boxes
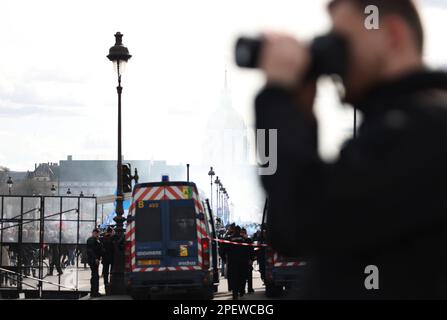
[207,94,246,132]
[203,71,248,167]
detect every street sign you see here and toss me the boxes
[96,192,132,204]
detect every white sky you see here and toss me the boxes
[0,0,446,172]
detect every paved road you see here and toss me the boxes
[10,266,300,300]
[82,270,267,300]
[4,264,102,294]
[214,271,300,300]
[213,271,266,300]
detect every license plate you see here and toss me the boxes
[138,259,160,265]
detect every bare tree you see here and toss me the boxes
[0,166,11,194]
[0,166,10,184]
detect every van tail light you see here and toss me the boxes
[124,241,132,272]
[201,238,210,270]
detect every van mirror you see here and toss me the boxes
[197,213,205,221]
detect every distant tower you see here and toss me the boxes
[202,69,263,224]
[203,69,248,169]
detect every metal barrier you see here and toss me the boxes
[0,195,97,298]
[0,267,76,291]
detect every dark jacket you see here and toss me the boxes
[243,237,256,264]
[86,236,102,265]
[48,244,60,260]
[101,234,114,264]
[218,231,234,263]
[255,70,447,299]
[224,233,251,292]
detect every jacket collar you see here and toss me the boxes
[354,69,447,117]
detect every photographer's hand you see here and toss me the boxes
[259,32,317,120]
[259,32,311,90]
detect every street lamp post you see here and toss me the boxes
[221,187,226,224]
[219,183,223,221]
[107,31,132,295]
[223,188,227,223]
[214,176,220,217]
[208,167,215,210]
[6,176,13,195]
[227,193,231,222]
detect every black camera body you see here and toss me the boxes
[235,33,349,79]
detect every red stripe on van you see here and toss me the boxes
[150,186,164,200]
[165,186,181,200]
[197,225,207,238]
[138,187,152,201]
[125,227,135,240]
[193,199,203,212]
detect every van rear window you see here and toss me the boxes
[170,204,196,241]
[136,204,162,242]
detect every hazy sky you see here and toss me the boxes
[0,0,446,172]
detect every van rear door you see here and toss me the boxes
[166,199,199,269]
[134,200,165,269]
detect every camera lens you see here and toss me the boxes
[310,33,348,78]
[235,37,263,69]
[235,33,348,78]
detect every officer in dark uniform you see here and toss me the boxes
[219,224,236,280]
[254,228,267,283]
[100,226,114,292]
[224,226,251,300]
[241,228,255,294]
[48,244,63,276]
[254,0,447,299]
[87,228,102,297]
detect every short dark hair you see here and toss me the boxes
[92,228,100,233]
[328,0,424,53]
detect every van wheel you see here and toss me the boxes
[265,284,283,298]
[131,290,148,300]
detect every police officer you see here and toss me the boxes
[254,228,267,283]
[254,0,447,299]
[100,226,114,293]
[219,223,236,279]
[87,228,102,297]
[48,244,63,276]
[241,228,255,294]
[224,226,251,300]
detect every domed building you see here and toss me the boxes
[202,71,264,224]
[203,70,248,169]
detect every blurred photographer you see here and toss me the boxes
[252,0,447,299]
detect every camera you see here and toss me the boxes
[235,32,349,79]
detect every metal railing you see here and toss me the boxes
[0,267,77,291]
[1,195,97,298]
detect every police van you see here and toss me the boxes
[124,177,219,299]
[263,247,307,297]
[260,199,308,298]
